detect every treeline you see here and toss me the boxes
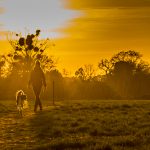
[73,50,150,99]
[38,50,150,100]
[0,50,150,100]
[0,68,115,100]
[0,30,150,100]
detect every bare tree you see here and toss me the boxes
[98,59,113,75]
[75,64,95,81]
[84,64,95,80]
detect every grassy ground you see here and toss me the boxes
[0,99,150,150]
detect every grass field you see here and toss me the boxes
[0,99,150,150]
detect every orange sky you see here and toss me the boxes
[54,0,150,73]
[1,0,150,75]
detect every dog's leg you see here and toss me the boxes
[18,108,23,117]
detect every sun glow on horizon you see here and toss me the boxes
[1,0,150,75]
[0,0,78,39]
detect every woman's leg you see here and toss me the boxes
[34,96,39,112]
[33,85,42,112]
[38,98,42,110]
[35,94,42,110]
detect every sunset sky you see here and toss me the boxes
[1,0,150,74]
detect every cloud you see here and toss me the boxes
[55,0,150,68]
[0,0,76,38]
[59,8,150,42]
[60,0,150,42]
[64,0,150,9]
[0,7,4,14]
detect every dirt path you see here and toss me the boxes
[0,104,37,150]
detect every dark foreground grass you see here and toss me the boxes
[0,100,150,150]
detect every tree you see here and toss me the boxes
[84,64,95,80]
[0,56,5,73]
[98,50,142,76]
[75,67,85,80]
[111,50,142,64]
[0,55,7,78]
[6,29,55,76]
[98,59,113,75]
[98,50,150,99]
[75,64,95,81]
[112,61,136,98]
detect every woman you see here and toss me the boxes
[29,61,46,112]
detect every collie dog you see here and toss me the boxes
[16,90,28,116]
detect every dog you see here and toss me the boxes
[16,90,28,117]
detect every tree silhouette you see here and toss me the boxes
[98,50,150,99]
[75,65,95,81]
[75,67,85,80]
[0,55,5,77]
[111,50,142,64]
[98,59,113,75]
[98,50,143,75]
[6,29,55,75]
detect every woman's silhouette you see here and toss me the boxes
[29,61,46,112]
